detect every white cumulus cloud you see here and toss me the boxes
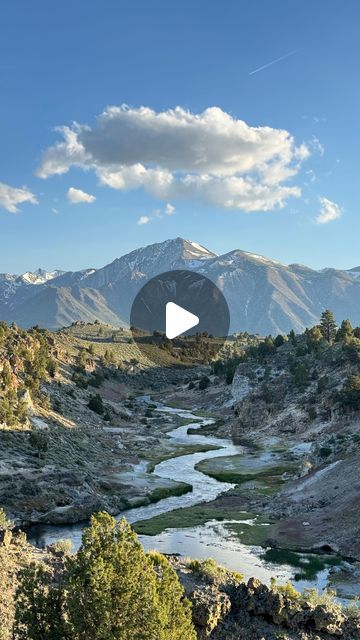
[316,197,343,224]
[137,215,151,225]
[67,187,96,204]
[0,181,38,213]
[38,104,310,212]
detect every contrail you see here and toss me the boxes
[249,49,298,76]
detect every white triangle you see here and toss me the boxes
[166,302,199,340]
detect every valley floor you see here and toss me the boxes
[2,322,360,613]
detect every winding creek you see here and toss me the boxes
[28,401,349,597]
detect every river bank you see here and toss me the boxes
[27,398,359,602]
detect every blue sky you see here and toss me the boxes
[0,0,359,273]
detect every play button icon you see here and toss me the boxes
[166,302,199,339]
[130,270,230,366]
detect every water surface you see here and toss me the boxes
[28,401,347,595]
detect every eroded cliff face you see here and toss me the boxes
[229,338,360,560]
[231,368,251,404]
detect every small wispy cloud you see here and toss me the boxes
[249,49,298,76]
[67,187,96,204]
[139,203,176,225]
[305,169,316,183]
[302,115,327,124]
[137,215,151,225]
[316,196,343,224]
[0,181,38,213]
[310,136,325,156]
[313,116,327,124]
[165,202,175,215]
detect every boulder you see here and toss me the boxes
[189,585,231,638]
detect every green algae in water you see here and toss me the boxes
[262,548,343,581]
[225,518,275,547]
[133,504,257,536]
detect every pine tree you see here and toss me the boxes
[319,310,337,343]
[66,513,161,640]
[305,325,324,352]
[336,319,353,343]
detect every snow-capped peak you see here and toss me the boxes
[241,251,285,267]
[19,268,65,285]
[187,240,215,256]
[180,239,217,260]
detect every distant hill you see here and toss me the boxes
[1,237,360,334]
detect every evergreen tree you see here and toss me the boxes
[148,551,196,640]
[336,319,353,343]
[1,363,12,390]
[88,394,105,414]
[319,310,337,343]
[13,513,196,640]
[305,325,324,353]
[198,375,210,390]
[0,527,26,640]
[47,359,58,378]
[340,375,360,410]
[29,430,49,459]
[66,513,160,640]
[102,349,115,366]
[0,507,12,530]
[292,364,309,387]
[0,394,14,426]
[274,334,285,348]
[306,325,323,343]
[258,335,276,357]
[77,348,88,370]
[15,563,68,640]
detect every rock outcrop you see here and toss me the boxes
[172,559,360,640]
[189,585,231,638]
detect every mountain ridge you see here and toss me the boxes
[1,237,359,334]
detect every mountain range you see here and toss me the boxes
[1,238,360,335]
